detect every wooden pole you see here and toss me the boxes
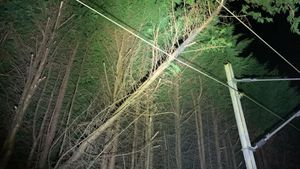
[224,63,257,169]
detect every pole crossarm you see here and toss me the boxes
[254,110,300,150]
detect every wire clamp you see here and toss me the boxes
[241,146,257,152]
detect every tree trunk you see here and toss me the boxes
[59,52,85,156]
[227,132,237,169]
[193,94,206,169]
[39,43,77,169]
[173,77,182,169]
[163,131,170,169]
[108,124,120,169]
[56,3,224,167]
[0,2,64,168]
[100,122,120,169]
[223,138,230,169]
[130,116,139,169]
[27,62,62,168]
[212,108,222,169]
[145,110,153,169]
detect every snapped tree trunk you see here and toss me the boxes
[55,2,224,168]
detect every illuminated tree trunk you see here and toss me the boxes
[163,131,170,169]
[100,133,111,168]
[0,2,65,167]
[145,110,153,169]
[108,124,120,169]
[27,62,62,168]
[206,113,213,169]
[173,76,182,169]
[130,115,139,169]
[212,108,222,169]
[39,43,77,169]
[56,3,224,167]
[193,93,206,169]
[99,122,120,169]
[59,54,85,156]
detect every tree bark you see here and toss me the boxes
[223,138,230,169]
[130,117,138,169]
[0,2,64,168]
[39,43,77,169]
[59,52,86,156]
[173,77,182,169]
[145,110,153,169]
[193,93,206,169]
[99,122,120,169]
[26,61,61,168]
[212,108,223,169]
[163,131,170,169]
[227,132,237,169]
[108,124,120,169]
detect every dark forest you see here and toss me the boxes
[0,0,300,169]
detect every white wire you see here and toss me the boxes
[176,58,300,131]
[75,0,170,57]
[174,58,229,87]
[76,0,300,131]
[216,0,300,74]
[236,78,300,82]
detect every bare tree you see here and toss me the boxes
[212,107,223,169]
[144,100,154,169]
[26,60,62,168]
[38,42,78,168]
[171,75,182,169]
[192,81,206,169]
[0,2,65,168]
[55,1,224,168]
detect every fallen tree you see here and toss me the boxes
[55,1,224,168]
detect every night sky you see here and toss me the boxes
[239,17,300,74]
[230,3,300,78]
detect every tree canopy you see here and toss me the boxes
[0,0,299,169]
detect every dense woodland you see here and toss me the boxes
[0,0,300,169]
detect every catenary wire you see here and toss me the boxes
[236,78,300,82]
[76,0,300,131]
[76,0,169,57]
[175,58,300,132]
[216,0,300,74]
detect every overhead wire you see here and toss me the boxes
[244,95,300,132]
[236,78,300,82]
[76,0,300,131]
[216,0,300,74]
[176,58,300,132]
[75,0,169,56]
